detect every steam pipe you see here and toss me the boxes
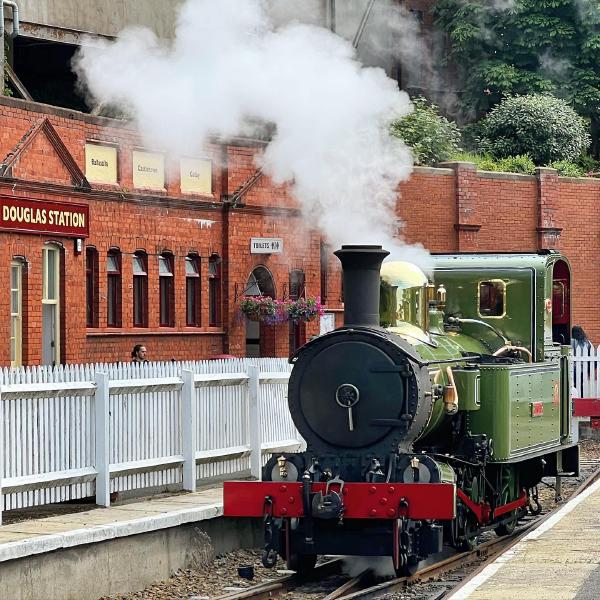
[334,245,389,327]
[0,0,20,38]
[352,0,376,48]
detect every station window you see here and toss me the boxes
[159,253,175,327]
[133,251,148,327]
[208,254,221,327]
[107,249,122,327]
[320,241,329,304]
[478,280,506,318]
[186,254,201,327]
[10,259,24,367]
[86,247,99,328]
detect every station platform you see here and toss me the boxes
[448,477,600,600]
[0,484,257,600]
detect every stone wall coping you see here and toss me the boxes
[412,166,454,176]
[478,171,536,181]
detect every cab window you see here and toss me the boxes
[479,280,505,317]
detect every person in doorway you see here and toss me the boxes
[571,325,593,354]
[131,344,148,363]
[571,325,594,395]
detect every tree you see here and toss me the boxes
[390,97,461,166]
[434,0,600,151]
[479,94,590,164]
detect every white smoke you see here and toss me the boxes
[74,0,430,268]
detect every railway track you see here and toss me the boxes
[213,462,600,600]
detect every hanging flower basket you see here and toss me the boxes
[239,296,278,322]
[286,297,324,324]
[240,296,324,325]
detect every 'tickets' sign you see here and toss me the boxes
[0,197,89,237]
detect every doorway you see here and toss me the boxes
[244,266,276,358]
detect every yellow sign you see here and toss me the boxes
[85,143,117,184]
[180,158,212,195]
[133,151,165,190]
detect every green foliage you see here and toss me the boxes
[390,97,461,166]
[548,160,585,177]
[478,95,590,164]
[449,151,535,174]
[495,155,536,175]
[577,154,600,174]
[434,0,600,141]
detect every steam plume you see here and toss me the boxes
[74,0,430,268]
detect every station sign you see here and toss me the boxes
[133,151,165,190]
[85,143,118,184]
[0,197,89,237]
[180,158,212,195]
[250,237,283,254]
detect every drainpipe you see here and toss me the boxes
[1,0,20,95]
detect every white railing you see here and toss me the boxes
[0,359,301,523]
[572,345,600,398]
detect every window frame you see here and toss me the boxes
[133,251,148,327]
[185,254,201,327]
[208,254,221,327]
[10,259,23,367]
[478,279,506,319]
[106,248,122,327]
[159,253,175,327]
[86,247,99,328]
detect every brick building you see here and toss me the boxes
[1,94,600,367]
[0,96,338,366]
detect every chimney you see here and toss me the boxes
[334,245,389,327]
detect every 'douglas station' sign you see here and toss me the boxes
[0,196,89,237]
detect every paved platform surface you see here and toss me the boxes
[448,477,600,600]
[0,485,223,562]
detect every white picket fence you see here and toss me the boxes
[572,345,600,398]
[0,358,301,522]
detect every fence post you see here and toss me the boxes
[248,366,262,480]
[94,372,110,507]
[182,369,197,492]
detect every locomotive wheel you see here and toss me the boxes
[494,511,517,536]
[449,506,479,551]
[287,552,317,575]
[395,555,420,577]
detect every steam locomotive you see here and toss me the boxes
[224,245,579,575]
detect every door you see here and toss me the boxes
[42,245,61,366]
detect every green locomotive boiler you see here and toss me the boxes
[224,246,579,575]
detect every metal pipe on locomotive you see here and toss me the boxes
[224,245,579,575]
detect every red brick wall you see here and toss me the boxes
[1,95,600,364]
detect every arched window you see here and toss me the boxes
[86,247,99,328]
[186,254,201,327]
[159,252,175,327]
[107,248,122,327]
[133,251,148,327]
[208,254,221,327]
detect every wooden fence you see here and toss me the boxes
[0,358,300,522]
[572,345,600,399]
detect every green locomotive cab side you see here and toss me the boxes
[380,251,577,467]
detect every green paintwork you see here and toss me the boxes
[383,251,573,461]
[467,363,560,461]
